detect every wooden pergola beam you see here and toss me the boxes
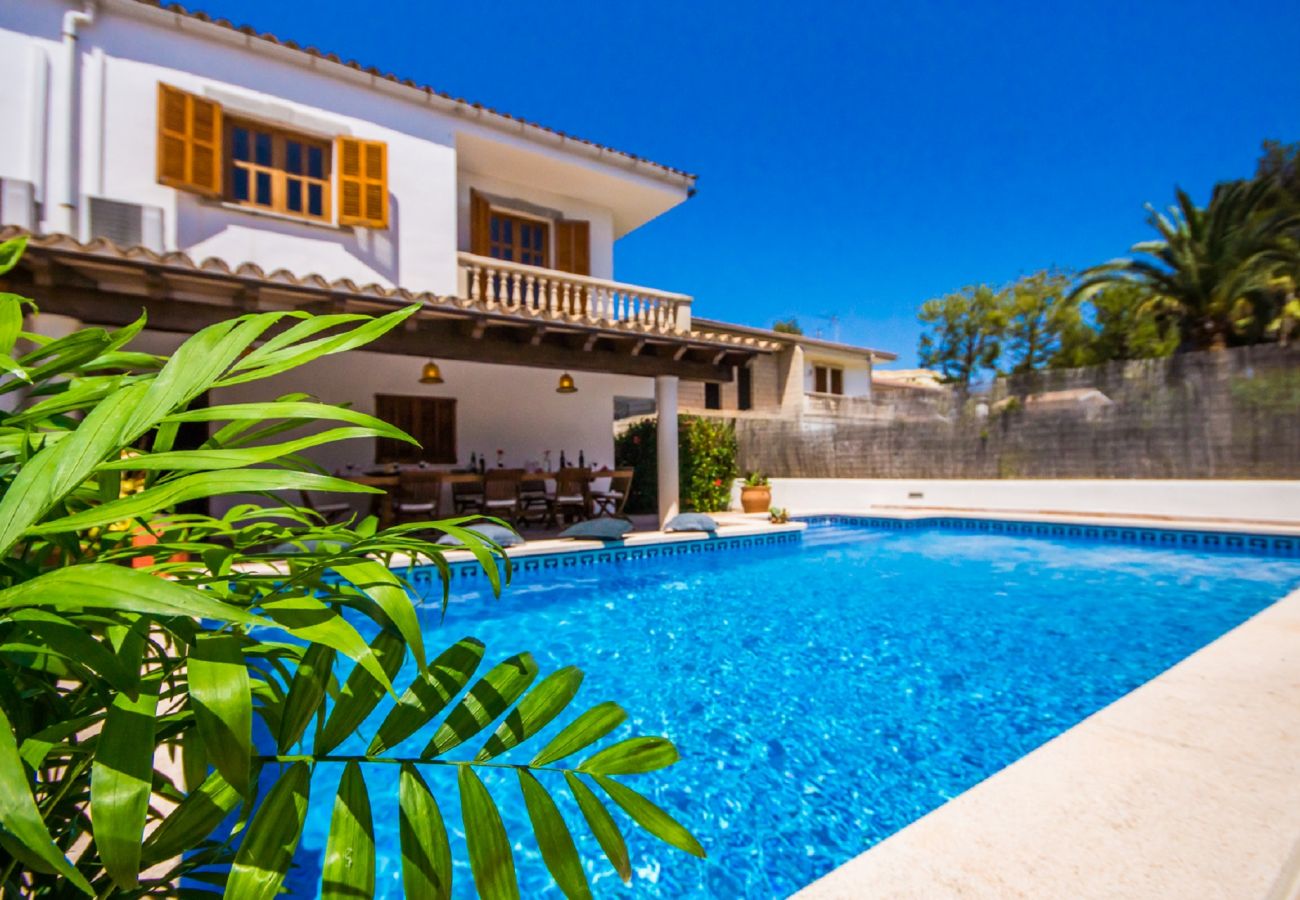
[15,283,741,381]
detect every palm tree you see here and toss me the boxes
[1073,178,1300,351]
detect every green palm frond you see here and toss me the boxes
[0,236,701,899]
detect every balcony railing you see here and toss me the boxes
[457,252,692,333]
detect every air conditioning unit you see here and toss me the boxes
[85,196,164,251]
[0,179,36,230]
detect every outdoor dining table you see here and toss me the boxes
[339,468,615,526]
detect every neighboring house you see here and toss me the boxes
[0,0,892,520]
[673,318,895,419]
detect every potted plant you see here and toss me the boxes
[769,506,789,524]
[740,471,772,513]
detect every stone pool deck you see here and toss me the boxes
[797,582,1300,900]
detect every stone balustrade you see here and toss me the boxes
[457,252,691,333]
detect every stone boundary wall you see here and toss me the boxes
[737,344,1300,479]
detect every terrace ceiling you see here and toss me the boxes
[0,230,777,382]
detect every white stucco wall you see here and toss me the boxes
[757,478,1300,523]
[131,330,655,514]
[803,357,873,397]
[0,0,686,293]
[457,172,616,281]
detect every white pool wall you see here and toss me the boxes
[740,478,1300,523]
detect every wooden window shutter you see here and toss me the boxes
[156,83,222,196]
[469,189,491,255]
[555,219,590,275]
[831,368,844,395]
[814,366,828,393]
[337,137,389,228]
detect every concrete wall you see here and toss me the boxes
[757,478,1300,523]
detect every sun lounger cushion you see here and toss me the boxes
[436,522,523,548]
[663,513,717,533]
[558,518,633,541]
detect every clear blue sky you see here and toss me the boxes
[193,0,1298,365]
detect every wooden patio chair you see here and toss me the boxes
[547,468,591,526]
[393,469,442,523]
[482,469,524,525]
[450,475,485,515]
[591,468,634,517]
[518,476,550,526]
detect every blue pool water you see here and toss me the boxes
[288,522,1300,898]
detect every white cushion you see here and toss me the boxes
[556,494,585,503]
[484,499,516,508]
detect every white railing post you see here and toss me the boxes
[455,252,693,333]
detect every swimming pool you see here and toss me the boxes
[289,520,1300,898]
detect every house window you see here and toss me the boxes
[814,365,844,395]
[374,395,457,464]
[737,365,753,410]
[704,382,721,410]
[489,210,549,267]
[226,119,331,221]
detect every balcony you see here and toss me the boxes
[457,252,692,334]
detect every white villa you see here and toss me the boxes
[0,0,893,522]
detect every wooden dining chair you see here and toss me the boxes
[451,476,485,515]
[518,476,550,526]
[591,469,634,517]
[547,468,591,526]
[482,469,524,525]
[393,470,442,523]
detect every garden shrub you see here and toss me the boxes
[615,415,738,513]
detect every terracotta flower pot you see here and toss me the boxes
[740,485,771,514]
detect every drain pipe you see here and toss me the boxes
[50,1,96,236]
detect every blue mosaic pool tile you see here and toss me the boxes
[799,514,1300,558]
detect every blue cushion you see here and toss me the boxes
[558,518,634,541]
[436,522,524,548]
[663,513,717,533]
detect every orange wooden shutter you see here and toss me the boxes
[337,137,388,228]
[469,189,491,255]
[555,219,590,275]
[156,83,222,197]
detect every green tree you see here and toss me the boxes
[0,236,702,898]
[1073,179,1300,350]
[1000,270,1077,374]
[917,284,1004,385]
[772,318,803,335]
[1055,282,1180,366]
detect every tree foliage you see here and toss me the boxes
[615,415,737,514]
[1074,174,1300,351]
[917,284,1005,385]
[1000,270,1077,374]
[0,237,701,898]
[771,318,803,335]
